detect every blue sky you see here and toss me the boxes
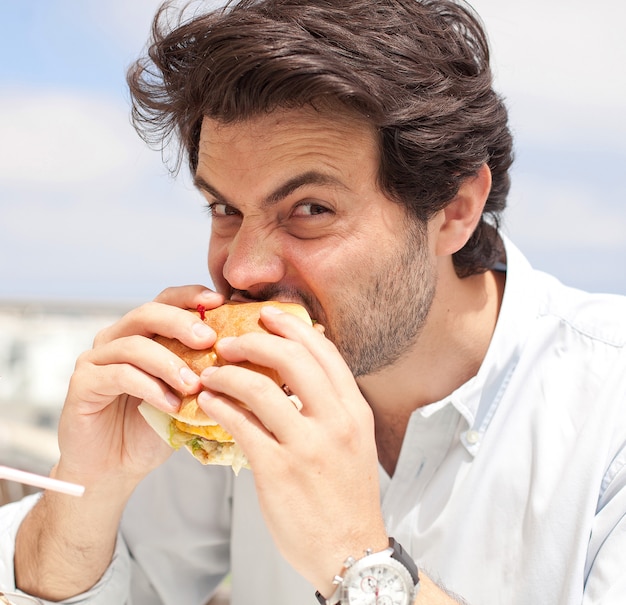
[1,0,625,305]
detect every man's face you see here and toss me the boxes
[196,107,437,376]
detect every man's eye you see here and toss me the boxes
[293,202,330,217]
[207,202,239,217]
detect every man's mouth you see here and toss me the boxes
[229,288,322,330]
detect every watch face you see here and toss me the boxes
[342,560,414,605]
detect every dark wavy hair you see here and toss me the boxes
[128,0,513,276]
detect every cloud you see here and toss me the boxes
[464,0,626,294]
[1,0,624,300]
[0,88,145,187]
[505,177,626,249]
[0,87,211,302]
[471,0,626,142]
[83,0,224,53]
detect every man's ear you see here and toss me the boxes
[435,163,492,256]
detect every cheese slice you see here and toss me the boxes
[173,420,233,442]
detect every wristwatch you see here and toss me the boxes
[315,537,420,605]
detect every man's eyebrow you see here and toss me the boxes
[263,171,345,207]
[194,175,226,203]
[193,171,346,207]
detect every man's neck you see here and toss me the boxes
[358,267,505,476]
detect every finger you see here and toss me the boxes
[259,306,359,395]
[90,335,203,394]
[215,309,365,419]
[94,300,218,349]
[197,386,284,472]
[198,382,277,443]
[199,365,303,443]
[68,356,181,415]
[215,332,337,419]
[71,335,205,416]
[153,284,224,308]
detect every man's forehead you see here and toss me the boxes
[196,108,379,181]
[194,108,382,202]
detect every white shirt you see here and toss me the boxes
[2,237,626,605]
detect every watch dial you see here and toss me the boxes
[344,563,410,605]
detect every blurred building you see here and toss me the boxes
[0,299,130,474]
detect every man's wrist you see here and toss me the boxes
[315,537,420,605]
[14,465,133,600]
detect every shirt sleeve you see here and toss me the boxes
[0,452,232,605]
[583,443,626,605]
[0,493,132,604]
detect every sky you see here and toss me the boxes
[1,0,625,306]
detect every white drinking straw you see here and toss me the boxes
[0,465,84,497]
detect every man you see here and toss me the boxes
[1,1,625,604]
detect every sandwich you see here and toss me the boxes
[138,301,312,473]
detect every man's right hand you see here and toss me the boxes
[14,286,223,601]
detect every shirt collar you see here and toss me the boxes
[419,236,539,456]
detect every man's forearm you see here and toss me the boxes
[416,573,471,605]
[14,476,133,601]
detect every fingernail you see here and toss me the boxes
[180,366,199,386]
[262,305,284,315]
[193,322,214,338]
[201,366,219,378]
[165,391,181,409]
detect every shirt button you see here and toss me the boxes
[465,430,480,445]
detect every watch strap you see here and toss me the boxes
[315,588,338,605]
[389,537,420,585]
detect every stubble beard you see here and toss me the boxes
[232,220,436,378]
[327,222,437,377]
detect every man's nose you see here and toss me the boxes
[222,224,286,291]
